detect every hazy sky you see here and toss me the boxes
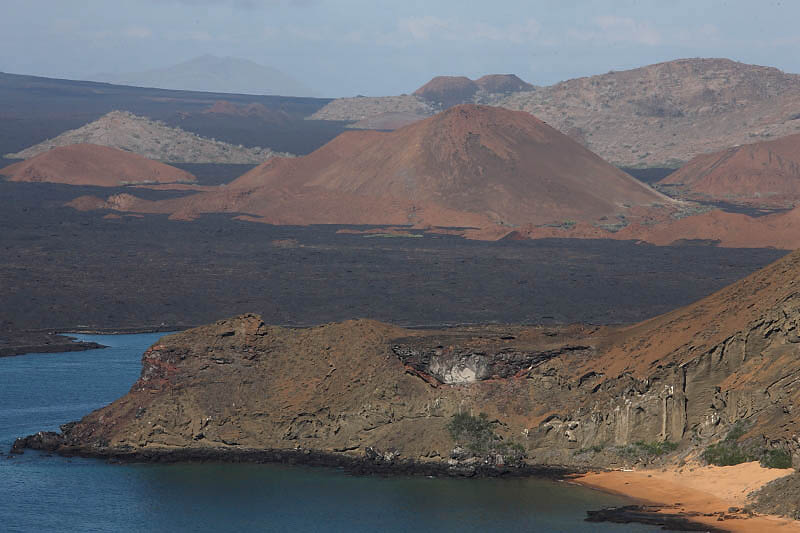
[2,0,798,97]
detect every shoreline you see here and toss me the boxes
[0,326,185,358]
[573,464,800,532]
[0,332,106,358]
[11,434,578,479]
[13,431,797,531]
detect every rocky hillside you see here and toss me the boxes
[658,132,800,207]
[73,105,668,228]
[200,101,292,123]
[16,249,800,487]
[6,111,292,164]
[500,58,800,167]
[0,144,196,186]
[312,59,800,166]
[308,95,435,121]
[347,111,431,131]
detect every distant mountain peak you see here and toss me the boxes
[89,55,315,97]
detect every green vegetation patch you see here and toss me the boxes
[575,444,605,455]
[634,440,679,456]
[701,422,793,469]
[760,449,793,469]
[701,441,755,466]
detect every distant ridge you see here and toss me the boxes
[313,58,800,167]
[309,74,534,128]
[6,111,291,164]
[90,55,315,97]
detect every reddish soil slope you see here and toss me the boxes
[595,247,800,377]
[154,104,667,227]
[659,133,800,207]
[0,144,196,186]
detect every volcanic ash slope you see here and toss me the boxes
[658,132,800,207]
[0,144,196,186]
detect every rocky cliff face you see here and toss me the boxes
[16,252,800,475]
[528,253,800,465]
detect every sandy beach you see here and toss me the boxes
[575,461,798,532]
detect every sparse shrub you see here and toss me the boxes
[447,412,526,462]
[702,441,754,466]
[575,444,604,455]
[760,449,792,469]
[447,412,494,454]
[634,440,679,456]
[702,422,759,467]
[725,422,747,442]
[617,440,678,458]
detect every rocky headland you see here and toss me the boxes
[15,248,800,525]
[0,331,105,358]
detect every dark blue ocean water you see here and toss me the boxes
[0,334,658,532]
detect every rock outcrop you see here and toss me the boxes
[15,317,605,472]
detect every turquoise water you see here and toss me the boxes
[0,333,658,532]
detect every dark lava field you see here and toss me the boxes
[0,180,787,344]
